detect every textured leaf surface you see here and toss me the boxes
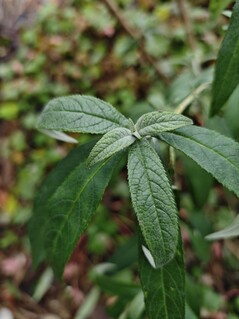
[29,140,121,277]
[29,142,94,269]
[160,126,239,198]
[128,139,178,268]
[136,112,192,137]
[139,230,185,319]
[211,0,239,115]
[88,127,135,166]
[206,215,239,240]
[38,95,130,134]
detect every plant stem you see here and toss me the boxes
[177,0,200,75]
[174,82,210,114]
[102,0,169,84]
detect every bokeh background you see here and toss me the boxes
[0,1,239,318]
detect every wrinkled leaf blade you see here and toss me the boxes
[29,141,96,268]
[211,1,239,115]
[88,127,135,166]
[29,140,122,277]
[160,126,239,198]
[139,230,185,319]
[206,215,239,240]
[46,156,123,278]
[38,95,130,134]
[127,139,178,268]
[136,112,193,137]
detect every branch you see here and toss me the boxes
[102,0,169,84]
[177,0,200,75]
[174,82,210,114]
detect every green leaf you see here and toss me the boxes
[37,95,130,134]
[224,85,239,139]
[119,292,145,319]
[29,142,94,269]
[108,236,138,272]
[211,0,239,116]
[74,287,100,319]
[39,129,78,143]
[181,154,213,209]
[29,140,121,277]
[136,112,193,137]
[127,139,178,268]
[92,274,140,298]
[209,0,232,18]
[139,230,185,319]
[185,303,197,319]
[88,127,135,166]
[206,215,239,240]
[33,268,54,302]
[160,126,239,198]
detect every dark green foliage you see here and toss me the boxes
[211,0,239,115]
[160,126,239,197]
[31,94,239,318]
[29,140,122,277]
[139,231,185,319]
[128,139,178,268]
[2,1,239,317]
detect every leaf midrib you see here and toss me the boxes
[137,141,166,257]
[165,131,239,173]
[213,35,239,106]
[47,159,109,261]
[41,109,124,125]
[161,268,169,319]
[93,135,134,163]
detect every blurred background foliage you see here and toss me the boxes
[0,0,239,318]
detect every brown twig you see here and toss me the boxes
[177,0,196,51]
[101,0,169,84]
[174,82,210,114]
[177,0,200,74]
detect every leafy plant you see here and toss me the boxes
[29,94,239,318]
[206,215,239,240]
[211,0,239,115]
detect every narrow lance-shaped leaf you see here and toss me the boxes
[128,139,178,268]
[38,95,130,134]
[29,140,123,278]
[160,125,239,198]
[39,129,78,143]
[46,155,124,278]
[88,127,135,166]
[139,229,185,319]
[211,0,239,116]
[206,215,239,240]
[136,112,193,137]
[29,142,96,269]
